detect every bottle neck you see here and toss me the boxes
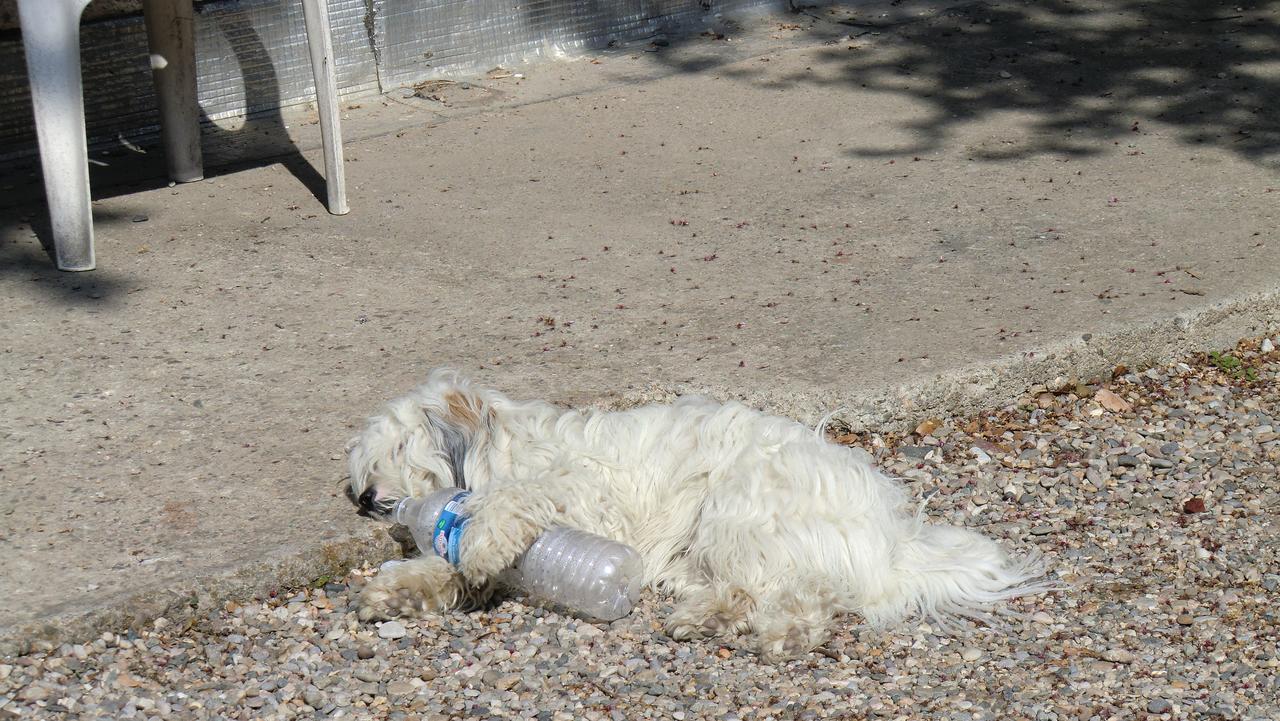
[391,496,415,525]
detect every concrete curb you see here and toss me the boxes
[616,290,1280,430]
[0,528,399,657]
[4,291,1276,658]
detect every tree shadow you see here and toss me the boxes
[712,0,1280,167]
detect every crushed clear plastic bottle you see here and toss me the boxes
[390,488,644,622]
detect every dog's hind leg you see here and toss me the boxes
[749,585,839,662]
[664,584,756,641]
[357,556,483,622]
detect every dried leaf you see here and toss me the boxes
[973,438,1010,455]
[1095,388,1133,413]
[915,417,942,436]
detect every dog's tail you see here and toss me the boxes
[866,514,1059,633]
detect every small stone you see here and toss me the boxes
[1147,698,1172,714]
[900,446,931,460]
[970,446,993,464]
[303,687,324,707]
[378,621,407,639]
[19,685,50,701]
[959,647,983,661]
[999,70,1013,78]
[387,680,415,696]
[1183,497,1206,514]
[419,669,438,682]
[1102,649,1134,664]
[357,645,376,660]
[355,667,380,683]
[1261,338,1274,353]
[1031,612,1054,624]
[1116,455,1140,468]
[1030,525,1054,536]
[1176,614,1193,626]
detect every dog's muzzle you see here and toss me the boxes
[347,484,397,518]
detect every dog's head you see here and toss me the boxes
[343,369,492,518]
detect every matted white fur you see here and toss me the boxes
[345,369,1053,660]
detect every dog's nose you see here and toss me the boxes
[358,488,377,511]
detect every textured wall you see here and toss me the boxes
[0,0,777,160]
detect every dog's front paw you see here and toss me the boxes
[456,485,556,586]
[357,556,463,622]
[757,629,817,663]
[457,511,545,587]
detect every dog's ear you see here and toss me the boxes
[426,413,471,489]
[426,387,494,490]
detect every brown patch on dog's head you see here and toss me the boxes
[444,387,497,434]
[444,389,482,432]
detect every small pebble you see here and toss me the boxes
[378,621,408,639]
[356,645,376,660]
[1115,454,1140,468]
[1102,649,1135,664]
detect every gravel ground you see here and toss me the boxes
[3,339,1279,720]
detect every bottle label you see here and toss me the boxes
[433,491,472,567]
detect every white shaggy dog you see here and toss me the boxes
[345,369,1049,660]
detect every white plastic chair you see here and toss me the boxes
[18,0,349,272]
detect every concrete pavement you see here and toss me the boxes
[2,1,1277,653]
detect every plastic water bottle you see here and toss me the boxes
[388,487,644,622]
